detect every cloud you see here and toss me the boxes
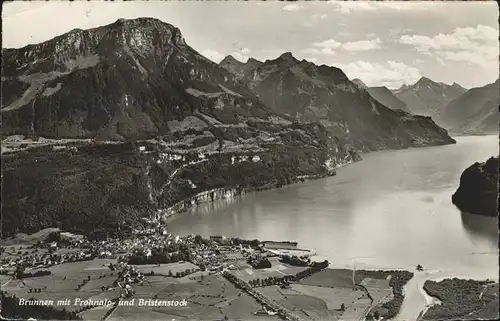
[312,13,328,20]
[343,38,382,51]
[329,1,376,14]
[329,1,439,14]
[399,25,498,68]
[241,48,251,54]
[201,49,225,63]
[282,3,301,12]
[304,37,382,54]
[302,48,336,55]
[336,60,422,88]
[303,38,341,55]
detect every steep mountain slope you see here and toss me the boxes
[366,87,410,113]
[392,77,466,123]
[351,79,410,112]
[1,18,359,238]
[1,18,275,140]
[444,80,499,134]
[220,53,455,152]
[452,157,499,217]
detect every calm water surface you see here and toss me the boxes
[167,136,499,278]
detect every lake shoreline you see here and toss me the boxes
[163,138,465,223]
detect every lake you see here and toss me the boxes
[167,135,498,278]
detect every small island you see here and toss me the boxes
[452,156,499,217]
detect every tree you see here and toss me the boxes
[340,303,345,311]
[15,264,25,279]
[47,231,61,243]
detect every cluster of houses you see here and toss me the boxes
[231,154,261,165]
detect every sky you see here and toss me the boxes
[2,1,499,89]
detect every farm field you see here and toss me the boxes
[229,257,309,283]
[2,260,121,312]
[109,274,272,320]
[133,262,199,276]
[257,285,342,320]
[299,268,359,289]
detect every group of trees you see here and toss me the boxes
[366,271,414,320]
[421,279,494,320]
[19,270,51,279]
[247,255,272,269]
[247,260,329,288]
[249,276,289,288]
[75,275,92,291]
[230,237,260,247]
[280,255,310,267]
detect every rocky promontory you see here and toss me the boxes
[452,156,499,217]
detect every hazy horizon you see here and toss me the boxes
[2,1,498,88]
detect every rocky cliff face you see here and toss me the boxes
[220,53,456,152]
[452,157,499,217]
[444,79,499,135]
[1,18,358,238]
[1,18,276,140]
[392,77,466,124]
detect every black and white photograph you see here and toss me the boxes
[1,1,498,320]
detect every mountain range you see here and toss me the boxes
[351,79,410,113]
[352,76,497,135]
[392,77,467,124]
[444,79,499,134]
[219,53,453,152]
[1,18,454,238]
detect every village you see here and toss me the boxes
[1,223,407,321]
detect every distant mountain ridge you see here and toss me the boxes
[392,77,467,124]
[444,79,499,134]
[220,53,455,152]
[350,79,410,113]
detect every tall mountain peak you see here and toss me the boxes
[416,76,434,85]
[247,57,262,65]
[393,76,468,122]
[277,52,298,62]
[220,55,242,65]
